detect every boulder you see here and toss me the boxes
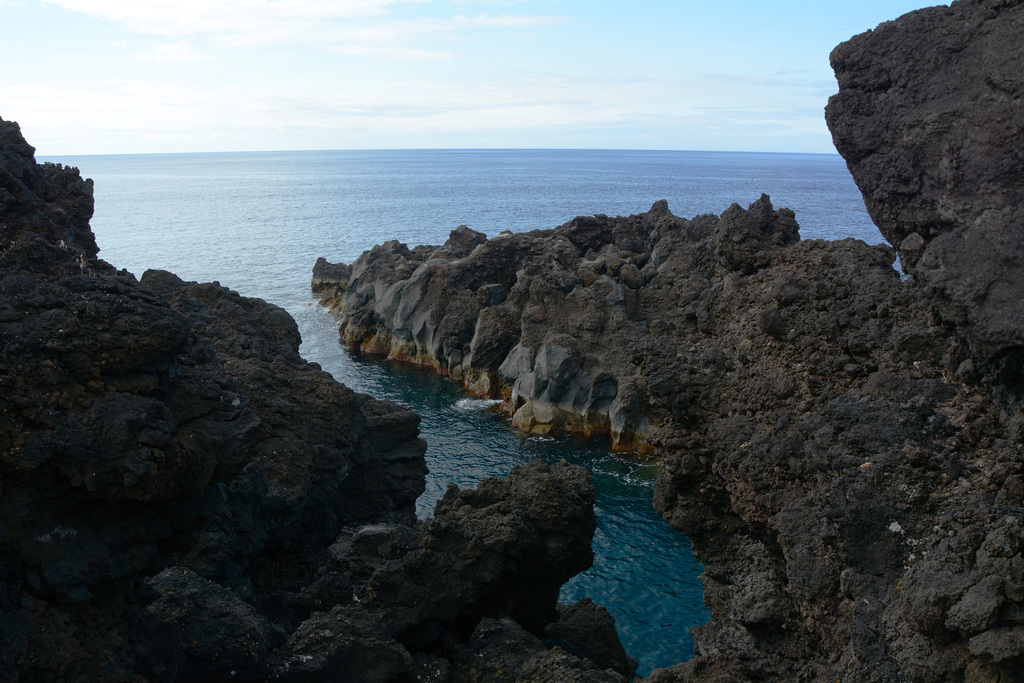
[826,0,1024,363]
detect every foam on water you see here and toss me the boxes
[454,397,502,411]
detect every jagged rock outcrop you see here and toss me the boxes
[314,198,803,452]
[1,121,626,682]
[825,0,1024,366]
[313,6,1024,670]
[0,117,98,257]
[273,460,619,682]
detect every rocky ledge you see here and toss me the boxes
[314,1,1024,680]
[1,117,634,682]
[313,196,801,452]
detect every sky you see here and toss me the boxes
[2,0,945,156]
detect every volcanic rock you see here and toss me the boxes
[312,8,1024,670]
[0,117,98,257]
[826,0,1024,365]
[0,120,621,682]
[314,194,807,452]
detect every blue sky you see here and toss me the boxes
[2,0,943,155]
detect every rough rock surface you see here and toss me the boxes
[1,121,625,681]
[314,199,801,452]
[320,194,1024,681]
[321,213,1024,682]
[0,117,98,258]
[313,4,1024,676]
[826,0,1024,365]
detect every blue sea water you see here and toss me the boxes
[45,148,880,675]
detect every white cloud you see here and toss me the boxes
[7,1,863,154]
[37,0,564,53]
[320,13,563,58]
[7,72,723,154]
[333,45,453,60]
[137,44,207,63]
[39,0,410,38]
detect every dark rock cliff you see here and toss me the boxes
[826,0,1024,366]
[319,194,1022,680]
[0,119,625,682]
[313,3,1024,679]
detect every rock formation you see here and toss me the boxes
[0,119,97,257]
[0,117,630,682]
[314,198,801,452]
[826,0,1024,367]
[6,0,1024,676]
[313,2,1024,679]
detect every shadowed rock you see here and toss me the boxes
[0,117,98,257]
[1,120,623,682]
[826,0,1024,364]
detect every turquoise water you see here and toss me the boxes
[311,356,705,672]
[46,148,879,674]
[296,310,706,672]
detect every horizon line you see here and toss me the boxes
[39,147,846,160]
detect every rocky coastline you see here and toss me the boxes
[0,117,637,682]
[311,1,1024,680]
[312,195,805,454]
[2,0,1022,680]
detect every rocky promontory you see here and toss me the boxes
[314,196,802,452]
[313,1,1024,679]
[0,117,634,682]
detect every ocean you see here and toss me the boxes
[45,148,881,675]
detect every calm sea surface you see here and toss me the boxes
[45,149,880,675]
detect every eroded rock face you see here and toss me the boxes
[1,121,623,682]
[315,195,804,452]
[811,7,1024,673]
[826,0,1024,364]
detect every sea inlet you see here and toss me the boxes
[64,147,878,673]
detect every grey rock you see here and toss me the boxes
[545,598,637,677]
[0,116,98,256]
[452,617,629,683]
[147,567,273,682]
[270,605,411,683]
[969,626,1024,665]
[946,575,1005,637]
[758,308,787,340]
[310,256,352,298]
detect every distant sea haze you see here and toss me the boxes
[49,148,880,675]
